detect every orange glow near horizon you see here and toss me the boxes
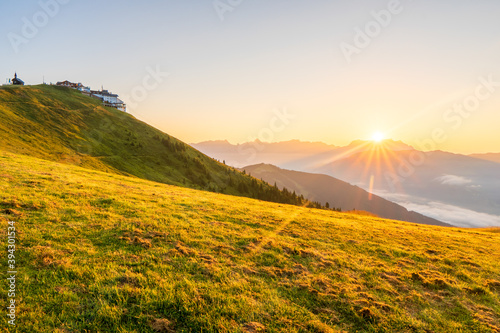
[368,175,375,200]
[325,140,410,203]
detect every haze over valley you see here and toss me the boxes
[193,139,500,227]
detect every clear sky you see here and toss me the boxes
[2,0,500,154]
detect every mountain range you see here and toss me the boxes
[193,139,500,227]
[191,139,338,168]
[191,139,413,169]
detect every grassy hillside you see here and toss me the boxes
[1,151,499,332]
[0,84,303,205]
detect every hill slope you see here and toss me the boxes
[0,84,303,205]
[1,151,499,332]
[470,153,500,164]
[242,164,450,227]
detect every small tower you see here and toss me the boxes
[12,72,24,85]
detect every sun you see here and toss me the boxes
[371,131,385,143]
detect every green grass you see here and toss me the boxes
[1,151,499,332]
[0,84,305,206]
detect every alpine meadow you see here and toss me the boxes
[2,1,500,332]
[1,85,500,332]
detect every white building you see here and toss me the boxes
[78,85,91,94]
[55,79,126,112]
[56,80,91,94]
[91,90,126,112]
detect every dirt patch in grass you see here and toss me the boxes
[0,199,44,211]
[1,200,22,209]
[299,248,324,260]
[199,253,216,264]
[486,280,500,291]
[133,236,152,248]
[242,322,266,332]
[396,258,415,268]
[316,258,335,269]
[381,271,403,286]
[33,246,71,268]
[117,272,143,287]
[2,208,23,216]
[411,272,425,282]
[462,301,500,332]
[175,241,197,256]
[119,229,166,249]
[358,307,377,322]
[241,266,258,276]
[151,318,175,332]
[410,270,456,290]
[461,259,481,268]
[425,278,453,289]
[260,264,309,279]
[374,302,392,312]
[306,319,336,333]
[464,286,488,295]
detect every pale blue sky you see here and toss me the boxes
[2,0,500,153]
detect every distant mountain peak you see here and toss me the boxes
[194,139,337,148]
[191,139,231,145]
[346,139,415,151]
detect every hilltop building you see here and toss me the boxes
[56,80,91,93]
[90,89,126,112]
[12,73,24,85]
[55,80,125,112]
[56,80,82,89]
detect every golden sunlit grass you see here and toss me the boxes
[345,209,379,217]
[476,227,500,233]
[1,151,499,332]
